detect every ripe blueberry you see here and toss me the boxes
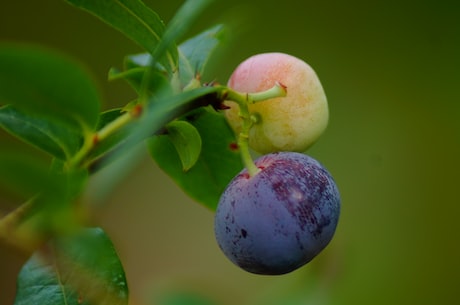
[214,152,340,275]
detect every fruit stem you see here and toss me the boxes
[223,82,287,177]
[238,123,260,177]
[248,81,287,103]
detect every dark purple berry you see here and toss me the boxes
[214,152,340,275]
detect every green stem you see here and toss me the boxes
[223,82,287,177]
[69,81,286,172]
[247,81,287,103]
[238,121,260,177]
[237,101,260,177]
[68,106,142,169]
[96,110,135,142]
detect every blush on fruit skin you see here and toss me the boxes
[214,152,340,275]
[225,52,328,154]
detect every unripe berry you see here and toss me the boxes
[225,52,328,154]
[214,152,340,275]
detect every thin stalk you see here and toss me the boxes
[223,82,287,177]
[0,198,43,254]
[68,106,142,170]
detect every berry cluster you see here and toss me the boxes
[214,53,341,275]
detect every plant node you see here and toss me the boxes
[220,83,287,177]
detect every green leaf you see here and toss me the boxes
[0,105,81,160]
[43,165,89,235]
[45,158,88,203]
[14,227,128,305]
[0,150,58,201]
[109,62,171,95]
[65,0,177,72]
[0,148,89,232]
[166,120,202,171]
[107,0,215,86]
[84,88,224,206]
[124,53,152,68]
[0,44,101,131]
[178,24,226,85]
[147,107,243,210]
[112,21,224,92]
[92,86,222,171]
[149,0,214,73]
[0,151,88,238]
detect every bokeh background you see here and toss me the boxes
[1,0,459,304]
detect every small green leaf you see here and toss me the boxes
[148,107,243,210]
[178,52,195,89]
[0,44,101,131]
[124,53,152,68]
[14,227,128,305]
[178,24,226,85]
[108,66,144,83]
[109,61,171,95]
[166,120,202,171]
[0,105,81,160]
[65,0,177,72]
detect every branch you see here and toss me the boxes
[0,198,47,254]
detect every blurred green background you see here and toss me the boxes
[1,0,459,304]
